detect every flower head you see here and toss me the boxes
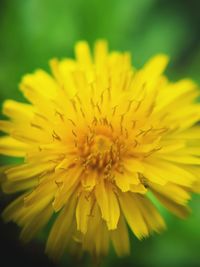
[1,40,200,259]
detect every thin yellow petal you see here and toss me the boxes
[20,204,53,243]
[75,41,92,67]
[152,191,191,219]
[110,215,130,257]
[95,180,120,230]
[135,195,166,233]
[46,196,76,260]
[0,136,28,157]
[76,191,93,234]
[119,192,149,239]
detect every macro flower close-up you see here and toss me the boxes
[0,39,200,262]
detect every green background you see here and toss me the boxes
[0,0,200,267]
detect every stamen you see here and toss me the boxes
[127,100,133,112]
[72,130,77,137]
[55,179,63,188]
[132,120,137,129]
[143,146,162,158]
[112,105,118,116]
[107,86,111,101]
[68,118,76,127]
[109,122,114,132]
[92,117,98,126]
[34,112,48,121]
[103,117,109,125]
[134,100,142,112]
[70,99,77,112]
[142,126,153,136]
[96,103,102,114]
[80,107,86,118]
[55,110,65,122]
[52,130,61,141]
[90,98,95,109]
[133,140,138,147]
[30,123,43,130]
[75,93,82,105]
[100,90,105,105]
[136,129,146,137]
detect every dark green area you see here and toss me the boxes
[0,0,200,267]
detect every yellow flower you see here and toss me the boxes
[1,40,200,260]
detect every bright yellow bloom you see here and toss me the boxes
[1,40,200,259]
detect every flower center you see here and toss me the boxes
[92,135,111,153]
[77,126,124,175]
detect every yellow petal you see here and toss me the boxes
[20,204,53,243]
[2,194,26,223]
[76,191,93,233]
[46,196,77,260]
[95,220,109,256]
[2,177,37,193]
[3,100,34,121]
[95,180,120,230]
[134,195,166,233]
[115,172,139,192]
[142,54,169,89]
[0,120,13,133]
[81,172,96,191]
[150,182,191,205]
[53,169,81,212]
[94,40,108,69]
[6,161,56,181]
[119,192,149,239]
[143,159,195,186]
[158,154,200,165]
[75,41,92,68]
[152,191,190,219]
[130,183,147,194]
[0,136,28,157]
[110,215,130,257]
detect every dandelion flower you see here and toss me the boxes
[1,40,200,259]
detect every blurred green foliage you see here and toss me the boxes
[0,0,200,267]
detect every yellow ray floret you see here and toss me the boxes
[0,40,200,260]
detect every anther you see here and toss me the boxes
[96,103,102,114]
[127,100,134,112]
[75,93,82,105]
[120,114,125,125]
[103,117,108,125]
[132,120,137,129]
[55,110,65,121]
[142,126,153,136]
[112,105,118,116]
[133,140,138,147]
[134,100,142,112]
[30,123,43,130]
[107,87,111,100]
[70,99,77,112]
[68,118,76,127]
[72,130,77,137]
[34,113,48,121]
[52,130,61,141]
[55,180,63,188]
[109,122,114,132]
[92,117,98,126]
[125,128,129,138]
[136,129,146,137]
[80,107,86,118]
[90,98,95,109]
